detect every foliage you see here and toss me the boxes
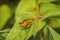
[0,0,60,40]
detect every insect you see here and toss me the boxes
[19,15,43,28]
[19,19,34,28]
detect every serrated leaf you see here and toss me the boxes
[40,3,60,28]
[43,26,54,40]
[48,26,60,40]
[40,3,60,20]
[43,26,49,40]
[15,0,57,20]
[6,13,46,40]
[15,0,36,19]
[43,25,60,40]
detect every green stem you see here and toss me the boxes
[36,0,40,16]
[41,30,44,40]
[36,0,44,40]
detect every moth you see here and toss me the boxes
[19,15,43,28]
[19,19,34,28]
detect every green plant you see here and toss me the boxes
[0,0,60,40]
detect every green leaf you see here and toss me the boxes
[40,3,60,28]
[0,29,10,33]
[15,0,57,20]
[15,0,36,20]
[40,3,60,20]
[6,13,46,40]
[26,20,46,40]
[0,29,10,40]
[0,5,12,30]
[43,26,49,40]
[43,26,54,40]
[47,17,60,28]
[43,25,60,40]
[19,12,36,20]
[0,33,8,39]
[32,31,42,40]
[39,0,56,2]
[48,26,60,40]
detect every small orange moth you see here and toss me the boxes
[19,19,34,28]
[19,15,43,28]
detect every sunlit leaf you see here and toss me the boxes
[26,20,46,40]
[0,29,10,40]
[0,29,10,33]
[15,0,36,20]
[47,17,60,28]
[43,26,54,40]
[0,5,12,30]
[40,3,60,20]
[6,13,46,40]
[48,26,60,40]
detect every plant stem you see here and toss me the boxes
[41,30,44,40]
[36,0,44,40]
[36,0,40,16]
